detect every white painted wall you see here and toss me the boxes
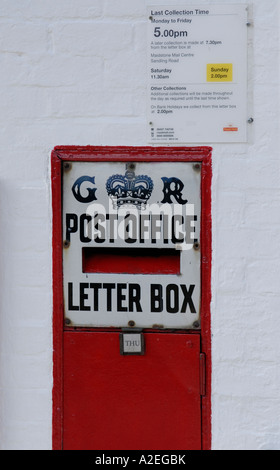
[0,0,279,449]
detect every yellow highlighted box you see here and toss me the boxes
[207,63,233,82]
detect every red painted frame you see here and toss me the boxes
[51,146,212,450]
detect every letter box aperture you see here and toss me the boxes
[52,146,212,450]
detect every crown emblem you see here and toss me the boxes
[106,170,154,209]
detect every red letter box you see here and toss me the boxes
[51,146,212,450]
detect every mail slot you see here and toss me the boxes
[82,247,181,274]
[51,146,212,450]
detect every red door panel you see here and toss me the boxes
[63,331,201,450]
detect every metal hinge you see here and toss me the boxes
[200,353,206,396]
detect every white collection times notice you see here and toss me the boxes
[147,4,248,143]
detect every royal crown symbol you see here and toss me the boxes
[106,170,154,209]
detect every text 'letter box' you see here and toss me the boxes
[52,146,212,450]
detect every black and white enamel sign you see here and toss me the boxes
[63,161,201,329]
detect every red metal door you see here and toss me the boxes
[63,331,202,450]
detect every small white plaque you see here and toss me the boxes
[147,4,248,143]
[120,333,144,355]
